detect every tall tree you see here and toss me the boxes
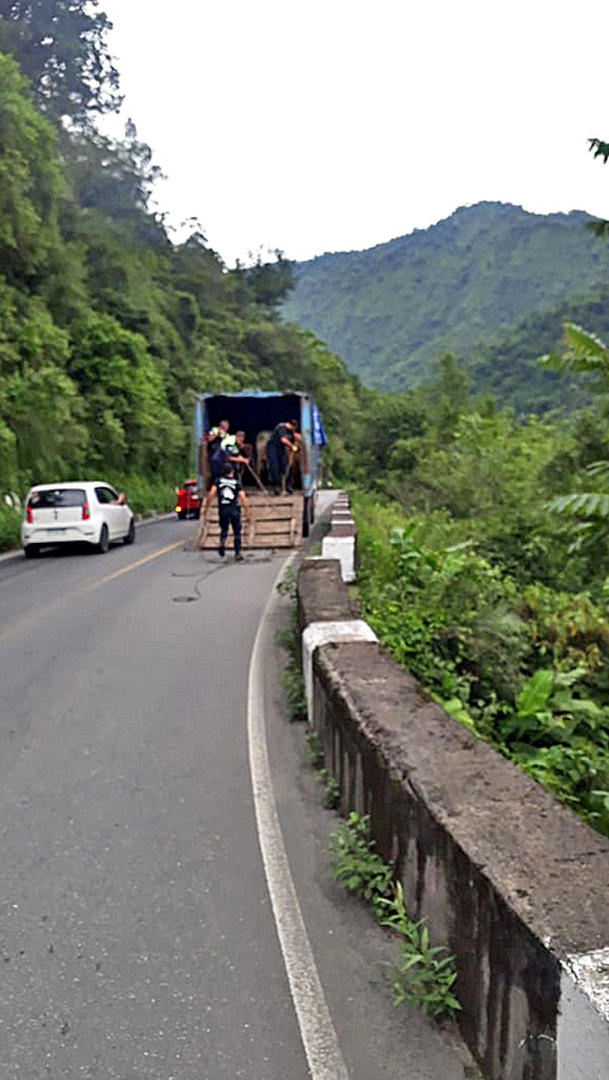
[0,0,121,122]
[62,120,165,242]
[0,52,64,286]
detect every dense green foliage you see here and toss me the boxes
[464,290,609,413]
[282,202,609,398]
[351,356,609,837]
[0,0,121,122]
[0,20,365,548]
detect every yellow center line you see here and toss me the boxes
[83,539,185,592]
[0,539,185,645]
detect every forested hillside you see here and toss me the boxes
[465,286,609,413]
[0,1,363,546]
[282,202,609,396]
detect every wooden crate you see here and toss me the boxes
[196,492,304,549]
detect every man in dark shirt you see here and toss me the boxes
[203,463,251,561]
[266,420,299,495]
[208,419,229,479]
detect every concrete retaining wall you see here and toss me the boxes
[297,540,609,1080]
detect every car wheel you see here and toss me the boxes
[178,511,186,521]
[97,524,109,554]
[24,544,39,559]
[123,517,135,545]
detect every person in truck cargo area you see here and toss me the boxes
[207,419,229,454]
[266,419,299,495]
[203,462,251,561]
[210,429,249,484]
[207,419,229,482]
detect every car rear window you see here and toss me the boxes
[29,489,86,508]
[184,483,198,492]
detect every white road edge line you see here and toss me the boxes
[247,554,350,1080]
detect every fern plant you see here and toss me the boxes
[542,324,609,548]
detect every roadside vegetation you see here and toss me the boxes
[352,349,609,838]
[0,5,364,549]
[329,813,460,1018]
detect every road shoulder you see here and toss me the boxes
[258,571,474,1080]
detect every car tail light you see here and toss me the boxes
[26,505,33,524]
[82,501,90,521]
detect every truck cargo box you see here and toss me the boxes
[193,390,325,549]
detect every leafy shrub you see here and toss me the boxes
[328,812,393,917]
[281,667,307,723]
[377,883,460,1017]
[109,473,175,516]
[352,495,609,836]
[276,609,307,722]
[305,728,324,768]
[329,815,461,1017]
[0,506,20,552]
[317,768,341,810]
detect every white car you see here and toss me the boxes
[22,481,135,558]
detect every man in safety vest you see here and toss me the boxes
[211,429,249,483]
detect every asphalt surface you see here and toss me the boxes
[0,515,469,1079]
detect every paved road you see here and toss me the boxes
[0,517,468,1079]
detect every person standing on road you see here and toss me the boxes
[266,420,299,495]
[203,462,251,561]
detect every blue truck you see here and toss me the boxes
[194,390,326,548]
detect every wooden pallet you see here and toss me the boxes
[196,492,304,549]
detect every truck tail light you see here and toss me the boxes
[82,501,90,521]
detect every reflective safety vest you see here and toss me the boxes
[220,434,238,453]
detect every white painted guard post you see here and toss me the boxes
[302,620,378,723]
[321,492,356,583]
[303,494,377,722]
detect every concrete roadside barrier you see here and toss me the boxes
[321,490,356,582]
[302,619,377,720]
[297,543,609,1080]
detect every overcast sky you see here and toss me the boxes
[100,0,609,266]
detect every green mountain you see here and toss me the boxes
[464,286,609,413]
[282,202,609,392]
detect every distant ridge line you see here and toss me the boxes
[281,201,609,412]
